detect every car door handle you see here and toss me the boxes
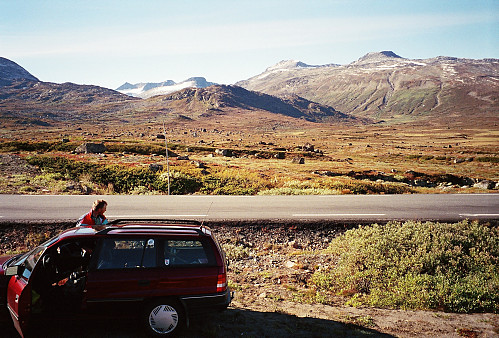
[138,280,150,287]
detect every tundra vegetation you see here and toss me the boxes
[311,220,498,313]
[0,122,497,195]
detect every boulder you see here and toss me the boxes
[302,143,314,152]
[215,149,232,157]
[75,143,107,154]
[273,152,285,159]
[149,164,163,172]
[192,161,207,169]
[291,157,305,164]
[474,180,496,190]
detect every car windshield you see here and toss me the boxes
[10,235,59,268]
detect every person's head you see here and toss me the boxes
[92,199,107,215]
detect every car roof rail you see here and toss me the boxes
[98,219,206,236]
[98,225,206,236]
[108,218,202,226]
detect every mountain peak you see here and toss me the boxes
[0,57,39,83]
[353,51,404,65]
[266,60,314,72]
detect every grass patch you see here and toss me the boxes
[312,220,499,313]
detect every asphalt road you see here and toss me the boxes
[0,194,497,223]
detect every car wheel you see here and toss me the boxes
[144,299,184,336]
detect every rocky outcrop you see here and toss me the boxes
[75,143,107,154]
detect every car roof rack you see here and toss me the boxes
[99,219,205,236]
[109,219,202,226]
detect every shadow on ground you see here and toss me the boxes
[2,306,395,337]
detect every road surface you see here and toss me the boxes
[0,194,497,223]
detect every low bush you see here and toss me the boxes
[26,156,200,194]
[0,141,77,153]
[312,220,498,313]
[105,142,167,155]
[476,157,499,163]
[198,168,271,195]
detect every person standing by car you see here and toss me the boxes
[77,199,108,230]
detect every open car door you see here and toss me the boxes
[7,269,32,338]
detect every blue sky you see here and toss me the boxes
[1,0,497,89]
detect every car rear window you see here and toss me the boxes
[163,239,215,266]
[96,238,156,269]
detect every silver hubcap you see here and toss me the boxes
[149,304,179,334]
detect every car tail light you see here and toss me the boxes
[217,274,227,292]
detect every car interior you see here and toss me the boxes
[31,239,96,314]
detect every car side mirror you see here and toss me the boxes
[5,265,20,276]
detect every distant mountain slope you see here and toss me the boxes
[0,57,39,84]
[237,51,499,123]
[0,56,357,127]
[0,79,138,125]
[117,77,216,98]
[141,85,359,123]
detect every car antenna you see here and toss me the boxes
[201,201,214,228]
[163,120,171,195]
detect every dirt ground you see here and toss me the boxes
[0,222,497,338]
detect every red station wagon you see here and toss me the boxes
[0,220,231,337]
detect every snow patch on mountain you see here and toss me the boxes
[117,77,216,98]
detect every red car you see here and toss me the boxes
[0,220,231,337]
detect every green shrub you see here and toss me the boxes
[223,243,252,260]
[476,157,499,163]
[25,155,200,194]
[312,220,499,313]
[105,142,168,155]
[0,141,77,152]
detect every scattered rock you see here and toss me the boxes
[474,180,496,190]
[192,161,207,169]
[149,164,163,172]
[215,149,232,157]
[291,157,305,164]
[74,142,107,154]
[301,143,315,152]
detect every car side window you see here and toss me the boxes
[97,238,156,269]
[163,239,214,266]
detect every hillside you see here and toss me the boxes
[237,51,499,124]
[0,79,138,126]
[0,57,39,84]
[0,55,358,129]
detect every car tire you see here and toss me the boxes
[144,299,184,336]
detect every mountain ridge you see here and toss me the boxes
[151,84,359,123]
[116,77,216,98]
[237,51,499,124]
[0,57,39,84]
[0,56,357,127]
